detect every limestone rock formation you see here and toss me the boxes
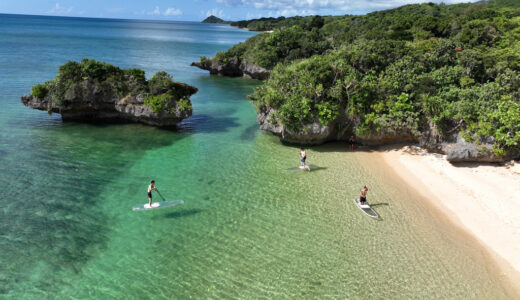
[257,109,517,163]
[191,57,270,80]
[22,59,197,127]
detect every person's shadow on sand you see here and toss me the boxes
[369,203,389,208]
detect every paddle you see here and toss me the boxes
[156,190,166,202]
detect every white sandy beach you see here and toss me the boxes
[378,146,520,290]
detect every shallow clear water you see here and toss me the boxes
[0,14,514,298]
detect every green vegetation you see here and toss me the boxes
[31,59,197,115]
[145,71,197,114]
[177,97,193,112]
[215,19,330,69]
[202,15,230,24]
[213,0,520,155]
[230,15,330,32]
[144,94,172,114]
[31,83,48,99]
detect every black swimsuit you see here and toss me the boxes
[147,191,152,198]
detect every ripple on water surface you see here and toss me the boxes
[36,137,512,299]
[0,15,515,299]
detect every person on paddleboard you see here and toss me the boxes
[360,186,369,205]
[300,148,307,169]
[147,180,159,206]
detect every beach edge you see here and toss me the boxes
[370,145,520,296]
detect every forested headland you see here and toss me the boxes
[195,0,520,161]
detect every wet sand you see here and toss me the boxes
[367,145,520,295]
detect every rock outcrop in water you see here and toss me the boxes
[22,59,197,127]
[191,57,270,80]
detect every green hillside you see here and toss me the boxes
[203,0,520,155]
[202,15,230,24]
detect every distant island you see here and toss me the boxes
[193,0,520,163]
[22,59,197,126]
[202,15,230,24]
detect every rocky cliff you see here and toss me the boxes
[22,59,197,127]
[191,57,270,80]
[21,86,191,126]
[257,108,518,163]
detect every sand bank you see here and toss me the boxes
[376,145,520,291]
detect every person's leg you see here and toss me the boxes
[149,196,152,206]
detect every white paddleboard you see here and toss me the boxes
[286,164,316,171]
[132,200,184,211]
[353,198,378,218]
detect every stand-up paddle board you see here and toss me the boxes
[286,164,316,171]
[353,198,378,218]
[133,200,184,211]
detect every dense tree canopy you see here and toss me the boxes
[213,0,520,155]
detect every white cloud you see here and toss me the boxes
[149,6,161,15]
[217,0,480,14]
[267,8,316,17]
[206,7,225,18]
[139,6,182,17]
[48,3,74,15]
[164,7,183,16]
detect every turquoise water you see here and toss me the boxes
[0,14,515,298]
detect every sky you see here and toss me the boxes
[0,0,480,21]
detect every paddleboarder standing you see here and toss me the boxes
[147,180,159,206]
[360,186,369,205]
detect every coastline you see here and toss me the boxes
[370,145,520,295]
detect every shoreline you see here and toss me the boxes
[370,145,520,295]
